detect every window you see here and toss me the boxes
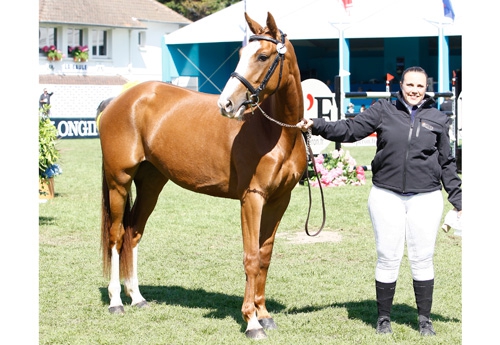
[39,27,57,54]
[138,31,146,48]
[92,29,108,57]
[67,28,83,55]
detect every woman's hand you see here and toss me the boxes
[296,118,313,132]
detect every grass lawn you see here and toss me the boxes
[39,138,462,344]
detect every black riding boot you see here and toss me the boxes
[375,280,396,334]
[413,279,436,336]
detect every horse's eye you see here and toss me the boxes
[258,54,269,62]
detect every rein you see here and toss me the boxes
[232,30,326,237]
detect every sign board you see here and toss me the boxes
[301,79,337,154]
[51,118,99,139]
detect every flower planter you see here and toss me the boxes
[69,45,89,63]
[39,177,55,199]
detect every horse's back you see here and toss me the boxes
[98,81,239,196]
[99,81,225,145]
[101,81,218,123]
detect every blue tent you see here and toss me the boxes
[162,0,463,94]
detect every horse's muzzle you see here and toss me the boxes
[218,99,246,119]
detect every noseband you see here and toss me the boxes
[230,30,287,106]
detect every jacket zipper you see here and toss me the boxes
[403,115,415,193]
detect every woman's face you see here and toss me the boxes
[400,71,427,106]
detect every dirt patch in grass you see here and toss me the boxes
[277,230,342,244]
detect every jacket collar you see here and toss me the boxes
[396,91,436,113]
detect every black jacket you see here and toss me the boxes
[311,92,462,211]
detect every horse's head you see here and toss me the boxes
[218,12,290,119]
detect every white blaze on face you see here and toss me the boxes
[234,40,261,78]
[218,41,262,118]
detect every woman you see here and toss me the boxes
[297,66,462,336]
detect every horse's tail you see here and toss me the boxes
[100,164,134,280]
[96,97,114,117]
[100,165,112,278]
[96,97,114,132]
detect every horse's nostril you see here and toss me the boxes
[224,100,233,112]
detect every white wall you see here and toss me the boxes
[38,84,123,119]
[39,21,187,120]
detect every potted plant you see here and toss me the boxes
[42,45,63,61]
[69,45,89,62]
[39,105,62,199]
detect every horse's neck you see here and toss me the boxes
[273,73,303,124]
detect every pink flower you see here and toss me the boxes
[307,150,366,188]
[356,166,366,183]
[315,154,324,165]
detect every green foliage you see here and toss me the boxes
[69,45,89,61]
[39,139,461,344]
[42,45,63,60]
[38,106,60,178]
[160,0,240,21]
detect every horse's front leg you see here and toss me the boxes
[254,194,292,331]
[254,235,277,331]
[240,192,267,339]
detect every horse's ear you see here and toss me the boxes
[245,12,263,35]
[266,12,279,39]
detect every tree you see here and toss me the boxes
[159,0,240,22]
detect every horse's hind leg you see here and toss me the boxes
[124,162,168,308]
[107,182,132,314]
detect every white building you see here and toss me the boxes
[39,0,191,122]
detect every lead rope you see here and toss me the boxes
[303,128,326,237]
[254,102,326,236]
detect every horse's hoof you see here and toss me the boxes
[108,305,125,314]
[259,318,277,330]
[133,300,149,308]
[245,328,267,340]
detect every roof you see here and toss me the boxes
[164,0,464,44]
[39,0,191,29]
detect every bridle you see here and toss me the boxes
[230,30,287,107]
[230,30,326,237]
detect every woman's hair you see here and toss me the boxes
[400,66,428,83]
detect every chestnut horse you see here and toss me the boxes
[98,12,306,339]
